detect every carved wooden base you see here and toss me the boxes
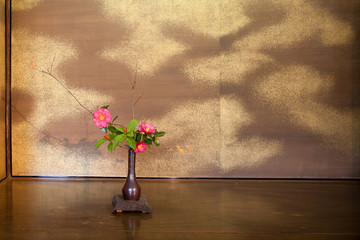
[112,194,152,214]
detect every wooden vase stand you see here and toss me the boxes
[112,194,152,214]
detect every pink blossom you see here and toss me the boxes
[134,141,147,153]
[93,108,112,128]
[138,122,156,134]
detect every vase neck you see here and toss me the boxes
[128,149,136,179]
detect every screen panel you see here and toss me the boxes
[0,0,6,181]
[10,0,360,178]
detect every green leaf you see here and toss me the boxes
[155,132,166,137]
[108,134,116,141]
[145,139,153,145]
[113,134,126,150]
[95,138,106,149]
[107,142,113,153]
[116,127,124,132]
[127,137,136,150]
[101,105,109,109]
[127,119,138,133]
[154,141,160,146]
[107,126,117,133]
[135,133,141,142]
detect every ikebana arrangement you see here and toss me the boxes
[30,62,165,212]
[93,107,165,154]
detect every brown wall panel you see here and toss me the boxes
[10,0,360,178]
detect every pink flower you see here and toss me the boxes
[93,108,112,128]
[134,141,147,153]
[138,122,156,134]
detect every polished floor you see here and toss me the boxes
[0,179,359,240]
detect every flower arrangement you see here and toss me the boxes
[93,106,165,153]
[30,62,165,154]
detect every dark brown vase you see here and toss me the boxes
[122,149,141,201]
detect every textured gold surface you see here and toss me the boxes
[97,0,250,77]
[184,50,273,86]
[97,0,251,38]
[235,0,354,50]
[256,66,358,155]
[12,0,43,11]
[100,25,188,77]
[11,28,118,176]
[11,0,359,177]
[0,0,6,180]
[219,96,282,170]
[136,96,281,177]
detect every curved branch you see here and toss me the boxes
[36,68,93,116]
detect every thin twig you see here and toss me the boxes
[128,76,135,89]
[130,78,135,119]
[133,62,137,87]
[128,64,139,119]
[37,69,93,116]
[49,53,56,73]
[133,93,144,107]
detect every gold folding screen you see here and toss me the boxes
[0,0,6,181]
[10,0,359,178]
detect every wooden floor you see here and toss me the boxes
[0,179,359,240]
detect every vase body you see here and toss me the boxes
[122,149,141,201]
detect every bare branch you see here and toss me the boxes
[133,93,144,108]
[35,68,93,116]
[133,62,138,87]
[128,76,135,89]
[49,53,56,73]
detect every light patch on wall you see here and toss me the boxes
[256,65,357,154]
[100,24,188,77]
[220,95,252,138]
[220,95,281,170]
[184,50,273,86]
[183,0,353,87]
[97,0,251,77]
[12,127,127,176]
[12,28,113,128]
[11,28,114,176]
[221,136,282,170]
[96,0,251,38]
[235,0,354,50]
[138,96,278,176]
[142,99,221,177]
[291,105,355,155]
[12,0,43,11]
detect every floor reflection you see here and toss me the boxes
[0,179,359,240]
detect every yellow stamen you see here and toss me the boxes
[99,115,105,121]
